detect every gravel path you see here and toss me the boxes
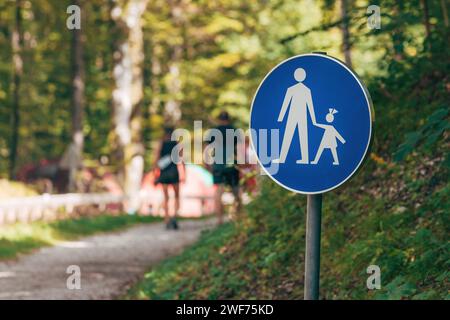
[0,218,216,300]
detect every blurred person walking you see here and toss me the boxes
[154,127,185,230]
[205,111,242,225]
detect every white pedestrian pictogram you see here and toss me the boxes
[272,69,346,166]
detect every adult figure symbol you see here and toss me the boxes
[273,68,317,164]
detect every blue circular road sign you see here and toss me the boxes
[250,53,373,194]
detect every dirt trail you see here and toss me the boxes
[0,218,216,300]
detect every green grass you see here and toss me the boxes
[127,156,449,299]
[0,214,161,260]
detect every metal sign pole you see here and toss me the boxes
[304,193,322,300]
[303,50,327,301]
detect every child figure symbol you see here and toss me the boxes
[311,108,346,165]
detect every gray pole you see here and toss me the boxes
[304,194,322,300]
[303,50,327,301]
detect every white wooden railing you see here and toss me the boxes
[0,193,125,225]
[0,193,214,225]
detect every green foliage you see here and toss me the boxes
[128,151,448,299]
[0,0,116,176]
[1,0,448,175]
[395,107,449,161]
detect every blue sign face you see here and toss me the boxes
[250,54,373,194]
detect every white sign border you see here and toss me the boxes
[249,53,375,195]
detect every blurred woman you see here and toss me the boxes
[154,127,185,230]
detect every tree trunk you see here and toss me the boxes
[164,0,183,124]
[392,0,405,61]
[111,0,148,213]
[340,0,352,68]
[9,0,23,180]
[421,0,431,40]
[149,43,162,115]
[69,0,85,192]
[441,0,449,27]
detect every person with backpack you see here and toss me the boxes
[154,126,185,230]
[205,111,242,225]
